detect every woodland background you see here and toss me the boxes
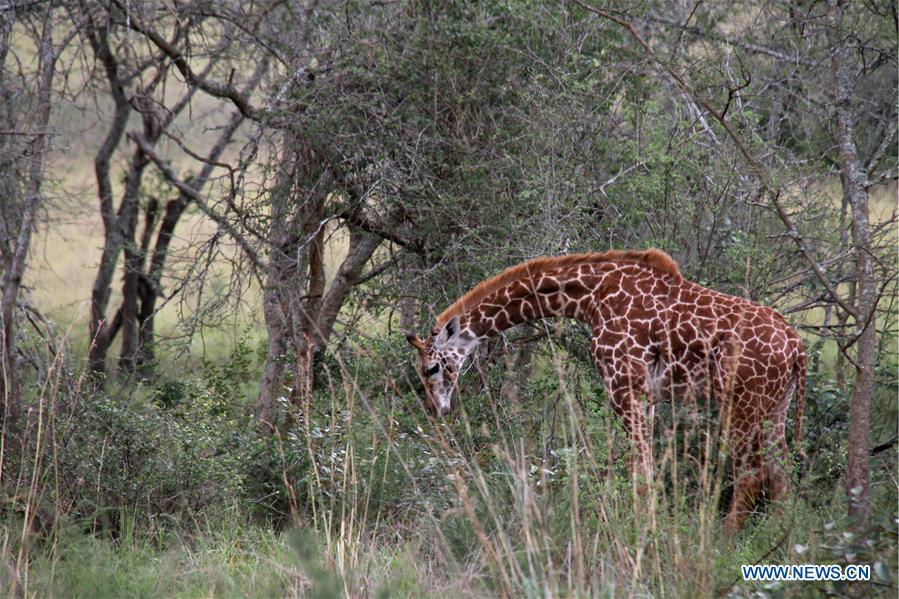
[0,0,896,596]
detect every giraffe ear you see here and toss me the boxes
[434,317,458,349]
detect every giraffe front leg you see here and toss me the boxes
[608,381,655,488]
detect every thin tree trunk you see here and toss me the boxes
[116,90,197,374]
[134,199,159,371]
[257,218,308,432]
[117,148,151,375]
[289,187,326,406]
[0,10,54,431]
[828,0,876,521]
[835,177,851,386]
[315,225,380,342]
[257,278,289,434]
[87,19,132,378]
[129,63,261,373]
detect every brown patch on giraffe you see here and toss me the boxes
[436,248,681,326]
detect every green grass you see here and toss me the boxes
[24,524,310,597]
[2,364,895,598]
[7,479,894,597]
[11,514,437,597]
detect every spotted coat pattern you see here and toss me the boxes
[407,249,806,533]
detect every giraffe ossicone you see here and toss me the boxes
[406,248,806,533]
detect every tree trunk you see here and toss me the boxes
[86,17,219,379]
[134,199,159,372]
[0,10,54,431]
[288,185,326,406]
[257,277,289,434]
[133,99,252,370]
[828,0,876,521]
[87,18,132,378]
[255,137,384,434]
[835,178,852,386]
[116,148,151,375]
[256,137,314,433]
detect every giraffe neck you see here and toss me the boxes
[450,263,604,344]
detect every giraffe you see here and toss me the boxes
[406,249,806,533]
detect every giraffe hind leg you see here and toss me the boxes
[761,431,791,512]
[724,462,766,535]
[725,434,790,535]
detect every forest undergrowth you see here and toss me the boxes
[1,330,895,598]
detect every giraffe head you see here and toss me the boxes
[406,316,469,417]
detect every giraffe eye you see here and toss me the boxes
[425,363,440,377]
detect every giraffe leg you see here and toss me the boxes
[608,383,654,487]
[765,463,787,503]
[727,453,788,535]
[724,455,765,535]
[762,425,791,511]
[724,409,794,535]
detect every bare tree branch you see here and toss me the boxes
[130,133,264,271]
[573,0,860,319]
[110,0,267,121]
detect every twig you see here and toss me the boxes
[129,133,264,270]
[870,435,897,456]
[110,0,266,121]
[572,0,860,319]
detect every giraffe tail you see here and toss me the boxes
[792,344,807,469]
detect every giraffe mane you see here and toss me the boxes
[435,248,681,326]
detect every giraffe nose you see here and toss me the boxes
[436,403,451,418]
